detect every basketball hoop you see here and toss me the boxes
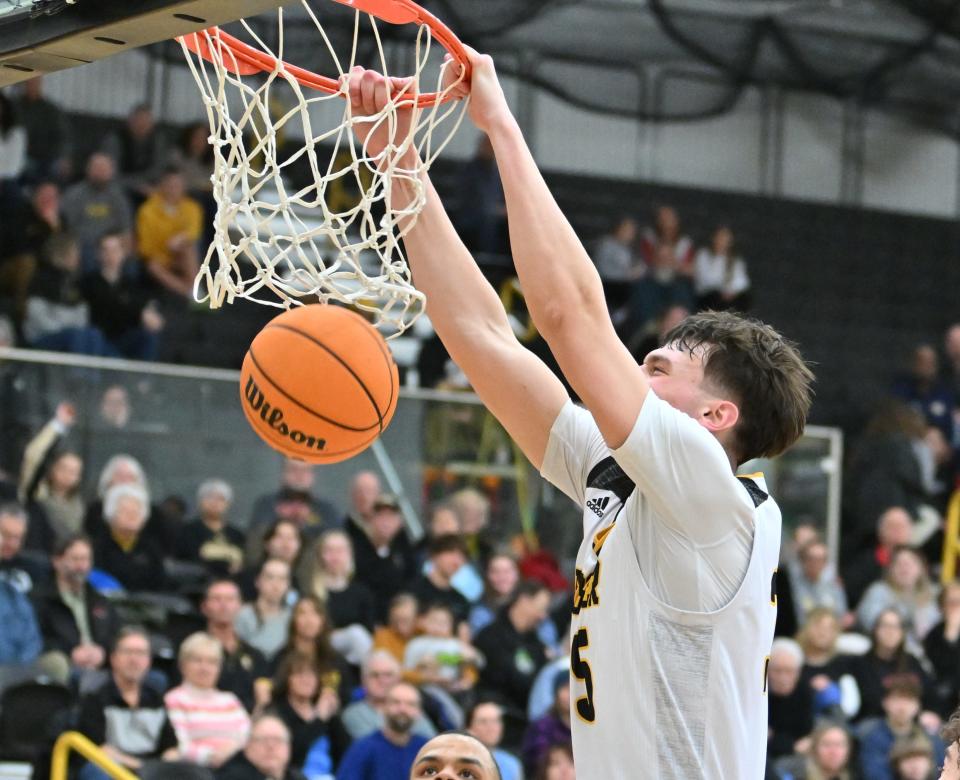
[178,0,471,335]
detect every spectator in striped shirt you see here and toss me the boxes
[164,632,251,768]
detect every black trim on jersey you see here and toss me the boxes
[585,457,636,503]
[738,477,769,508]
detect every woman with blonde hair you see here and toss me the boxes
[774,722,855,780]
[856,546,940,647]
[302,529,375,666]
[163,632,250,768]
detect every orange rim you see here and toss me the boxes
[179,0,470,107]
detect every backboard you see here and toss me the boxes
[0,0,288,87]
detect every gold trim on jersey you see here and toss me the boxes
[573,561,601,615]
[592,524,615,555]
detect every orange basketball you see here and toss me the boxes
[239,305,399,463]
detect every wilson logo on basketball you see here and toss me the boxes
[243,377,327,451]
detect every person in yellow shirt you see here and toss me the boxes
[136,168,202,298]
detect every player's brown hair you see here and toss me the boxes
[942,710,960,760]
[663,310,814,465]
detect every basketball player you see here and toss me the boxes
[942,709,960,780]
[410,732,501,780]
[347,48,813,778]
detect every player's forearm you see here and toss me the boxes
[398,173,516,354]
[486,115,608,335]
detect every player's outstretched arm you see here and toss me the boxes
[345,68,568,470]
[462,52,651,449]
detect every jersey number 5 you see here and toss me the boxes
[571,627,596,723]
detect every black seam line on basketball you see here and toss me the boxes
[266,322,386,432]
[248,347,378,433]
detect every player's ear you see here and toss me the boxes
[701,398,739,434]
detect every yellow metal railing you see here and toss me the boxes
[50,731,139,780]
[942,489,960,583]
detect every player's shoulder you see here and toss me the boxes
[734,472,770,509]
[585,455,636,503]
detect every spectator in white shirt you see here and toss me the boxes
[693,226,751,311]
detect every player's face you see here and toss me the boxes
[641,347,718,425]
[940,742,960,780]
[411,734,496,780]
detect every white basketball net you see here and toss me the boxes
[180,3,469,336]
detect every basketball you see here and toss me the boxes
[239,305,399,463]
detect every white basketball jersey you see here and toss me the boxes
[541,396,781,780]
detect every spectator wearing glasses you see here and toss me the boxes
[342,649,436,741]
[788,538,851,629]
[217,714,307,780]
[76,626,177,780]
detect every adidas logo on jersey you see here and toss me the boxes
[586,496,610,517]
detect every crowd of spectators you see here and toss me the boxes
[761,320,960,779]
[3,77,960,780]
[587,206,753,360]
[0,388,575,780]
[0,79,217,361]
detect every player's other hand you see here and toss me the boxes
[442,46,512,135]
[345,67,418,161]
